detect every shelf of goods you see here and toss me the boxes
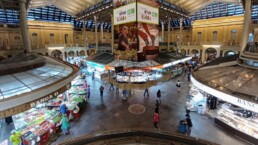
[12,108,62,145]
[216,108,258,143]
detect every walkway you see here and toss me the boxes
[0,74,250,145]
[54,75,249,145]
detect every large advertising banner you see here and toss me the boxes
[137,0,159,61]
[137,2,159,24]
[113,2,137,61]
[113,2,136,25]
[113,0,159,62]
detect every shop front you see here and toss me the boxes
[10,76,87,145]
[190,75,258,144]
[86,61,107,82]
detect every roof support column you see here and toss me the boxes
[100,22,104,43]
[179,18,183,53]
[94,16,98,52]
[167,17,171,51]
[82,20,88,56]
[111,14,114,54]
[161,22,165,42]
[19,0,31,52]
[240,0,251,52]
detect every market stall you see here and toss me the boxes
[11,76,87,145]
[86,61,107,81]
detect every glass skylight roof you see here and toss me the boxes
[0,58,73,99]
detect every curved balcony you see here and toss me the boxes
[0,54,80,118]
[58,128,219,145]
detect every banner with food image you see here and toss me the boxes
[114,23,138,61]
[137,0,159,61]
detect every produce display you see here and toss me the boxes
[12,108,61,145]
[11,76,87,145]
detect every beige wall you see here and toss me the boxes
[0,21,112,51]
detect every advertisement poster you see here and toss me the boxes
[113,2,136,25]
[113,0,159,61]
[137,0,159,61]
[114,23,138,61]
[137,2,159,24]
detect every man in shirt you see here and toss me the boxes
[99,85,104,97]
[118,26,129,51]
[10,130,22,145]
[185,114,193,135]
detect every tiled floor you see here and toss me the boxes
[0,74,252,145]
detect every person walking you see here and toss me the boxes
[187,71,191,82]
[155,100,160,114]
[92,71,95,82]
[184,114,193,135]
[10,130,22,145]
[144,88,149,97]
[157,90,161,103]
[109,83,114,91]
[153,113,159,129]
[99,85,104,97]
[58,114,70,135]
[176,80,181,92]
[122,89,127,100]
[87,85,91,99]
[185,101,192,116]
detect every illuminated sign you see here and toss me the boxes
[137,2,159,24]
[114,2,136,25]
[191,75,258,113]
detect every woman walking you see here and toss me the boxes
[157,90,161,103]
[153,113,159,129]
[58,114,70,135]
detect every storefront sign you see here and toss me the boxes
[30,83,71,108]
[191,76,258,113]
[137,2,159,24]
[114,2,136,25]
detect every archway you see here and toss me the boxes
[68,51,75,57]
[79,50,86,56]
[224,50,236,57]
[51,50,62,59]
[191,49,199,60]
[180,49,186,55]
[205,48,217,61]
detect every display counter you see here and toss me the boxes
[215,107,258,144]
[116,70,162,83]
[12,108,62,145]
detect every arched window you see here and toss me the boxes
[32,33,38,45]
[50,33,55,44]
[14,36,21,45]
[212,31,218,41]
[197,32,202,42]
[230,30,237,41]
[65,34,69,44]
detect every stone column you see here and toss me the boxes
[19,0,31,52]
[179,18,183,52]
[167,17,171,51]
[240,0,251,52]
[82,20,88,56]
[161,22,164,42]
[94,16,98,52]
[111,14,114,54]
[100,22,104,43]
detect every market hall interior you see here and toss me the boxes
[0,0,258,145]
